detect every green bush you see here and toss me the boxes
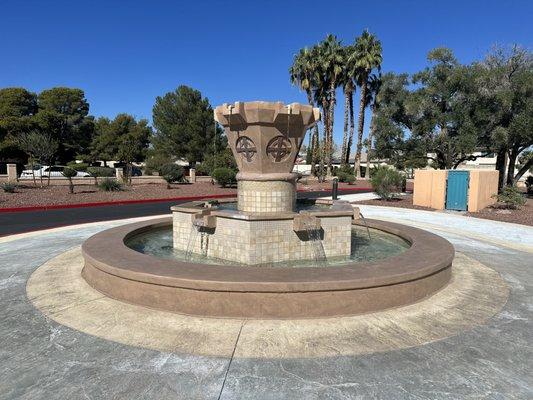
[87,166,115,186]
[370,166,403,200]
[334,164,355,176]
[493,185,526,209]
[1,183,16,193]
[336,171,356,184]
[87,166,115,177]
[198,148,237,176]
[98,178,123,192]
[144,154,174,176]
[159,163,185,188]
[212,167,236,187]
[67,162,89,172]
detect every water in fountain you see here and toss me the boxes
[304,221,327,267]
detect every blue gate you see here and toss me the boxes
[446,170,469,211]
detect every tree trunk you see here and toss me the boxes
[506,147,518,186]
[495,149,507,190]
[346,89,355,165]
[311,128,319,176]
[29,157,36,187]
[327,80,336,177]
[366,106,377,178]
[321,97,330,178]
[341,89,350,166]
[354,76,367,178]
[513,157,533,184]
[68,178,74,194]
[306,90,319,176]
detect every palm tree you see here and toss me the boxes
[289,47,321,175]
[341,45,358,165]
[365,73,382,178]
[349,30,382,178]
[318,35,344,176]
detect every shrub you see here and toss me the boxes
[67,162,89,172]
[198,148,237,176]
[62,167,78,194]
[144,154,174,176]
[159,163,185,188]
[1,183,16,193]
[98,178,123,192]
[212,167,236,187]
[336,171,356,184]
[334,164,354,176]
[370,166,403,200]
[493,185,526,209]
[87,166,115,185]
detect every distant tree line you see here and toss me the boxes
[0,85,226,180]
[290,35,532,189]
[372,45,532,189]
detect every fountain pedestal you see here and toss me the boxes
[172,101,354,265]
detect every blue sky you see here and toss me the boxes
[1,0,531,144]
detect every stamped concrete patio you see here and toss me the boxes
[0,206,532,399]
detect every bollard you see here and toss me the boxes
[115,167,125,183]
[7,163,18,182]
[332,177,339,200]
[189,168,196,183]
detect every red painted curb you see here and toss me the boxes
[0,187,372,213]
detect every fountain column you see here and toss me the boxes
[214,101,320,213]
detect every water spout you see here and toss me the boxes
[359,212,372,241]
[304,221,327,267]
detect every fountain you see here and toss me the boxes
[172,101,353,265]
[81,101,454,318]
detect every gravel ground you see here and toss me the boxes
[354,194,533,227]
[0,180,374,209]
[0,182,236,208]
[467,198,533,226]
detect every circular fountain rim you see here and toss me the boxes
[81,217,454,318]
[82,217,454,293]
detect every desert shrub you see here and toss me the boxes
[98,178,123,192]
[62,167,77,194]
[67,162,89,172]
[198,148,237,176]
[160,163,185,188]
[336,171,356,184]
[1,183,16,193]
[87,166,115,186]
[212,167,236,187]
[87,166,114,177]
[370,166,403,200]
[493,185,526,209]
[144,154,174,176]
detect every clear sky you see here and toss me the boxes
[1,0,531,144]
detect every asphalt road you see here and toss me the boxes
[0,189,366,237]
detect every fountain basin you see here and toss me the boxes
[172,199,355,265]
[81,217,454,319]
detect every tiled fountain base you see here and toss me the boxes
[172,210,352,265]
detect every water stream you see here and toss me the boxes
[304,222,327,267]
[358,212,372,241]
